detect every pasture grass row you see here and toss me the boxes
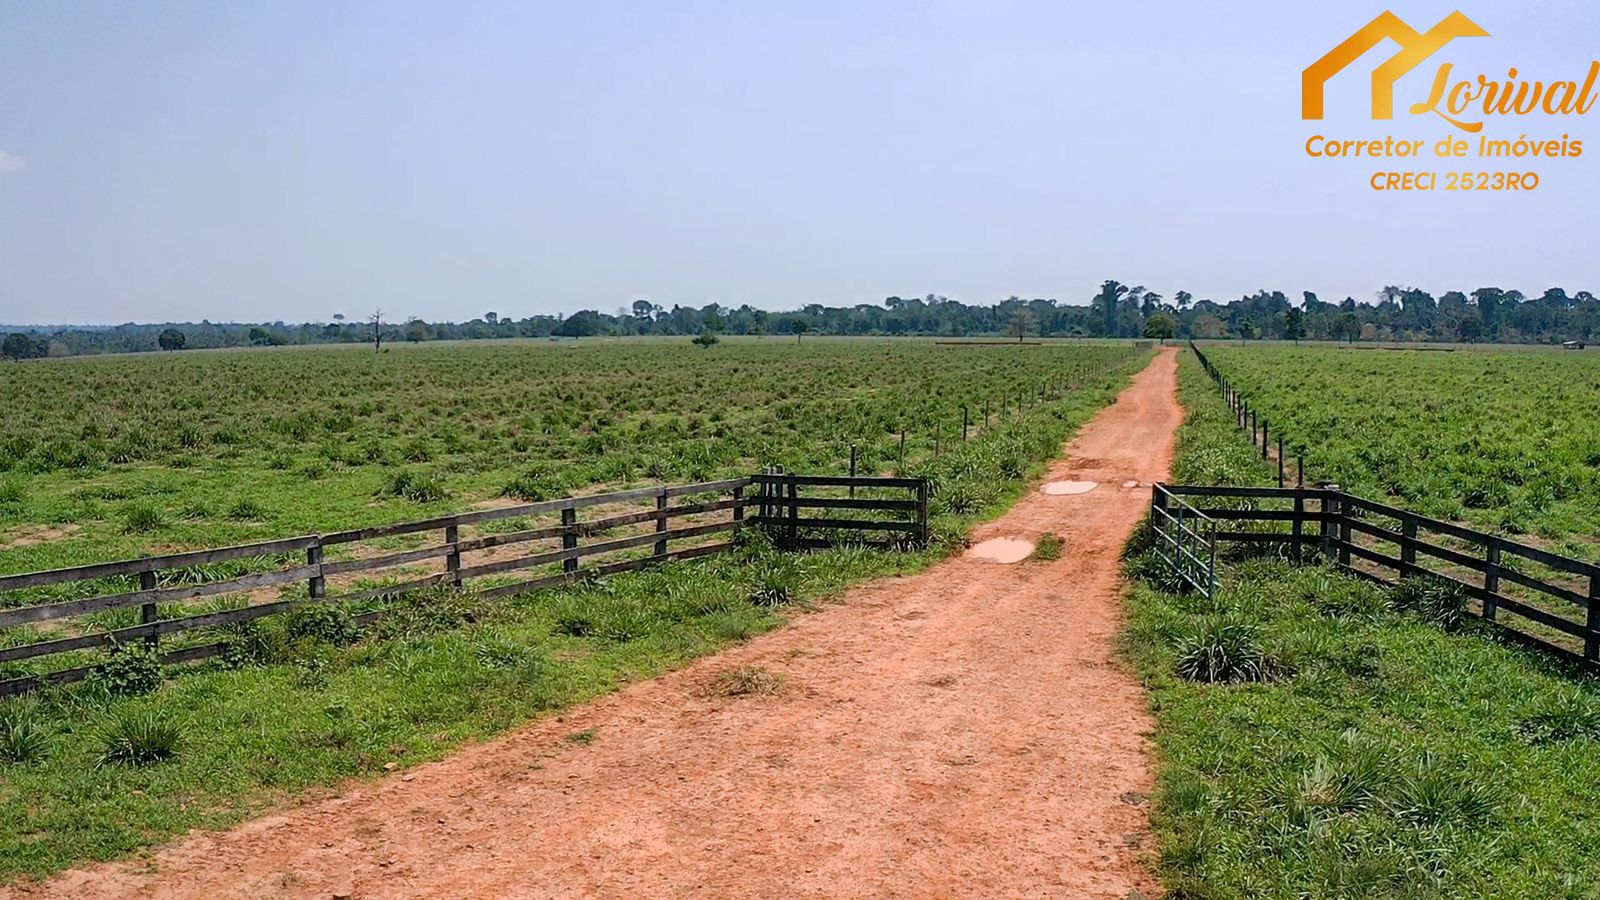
[1196,343,1600,559]
[0,351,1141,883]
[0,339,1134,575]
[1121,351,1600,898]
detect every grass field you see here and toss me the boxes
[0,338,1145,882]
[0,338,1134,575]
[1194,344,1600,560]
[1123,350,1600,898]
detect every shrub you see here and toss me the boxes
[1173,617,1277,684]
[284,603,360,647]
[97,708,182,766]
[377,586,482,640]
[691,332,720,348]
[90,641,164,697]
[120,501,165,534]
[0,701,50,764]
[1124,550,1187,594]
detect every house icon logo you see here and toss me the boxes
[1302,11,1489,121]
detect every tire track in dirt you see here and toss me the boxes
[22,348,1182,899]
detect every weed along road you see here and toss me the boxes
[28,350,1182,900]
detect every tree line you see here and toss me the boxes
[5,283,1598,359]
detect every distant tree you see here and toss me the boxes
[2,333,38,360]
[1337,312,1361,344]
[1174,290,1192,311]
[484,311,498,326]
[1457,311,1483,343]
[1093,280,1131,336]
[369,308,385,351]
[332,313,345,323]
[1283,308,1306,344]
[248,327,271,346]
[156,328,186,351]
[406,319,428,342]
[1239,320,1259,341]
[1191,313,1228,339]
[691,331,720,348]
[792,319,810,343]
[1142,313,1177,342]
[631,300,654,321]
[1009,307,1034,342]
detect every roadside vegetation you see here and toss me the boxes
[0,341,1144,882]
[1123,351,1600,897]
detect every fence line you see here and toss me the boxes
[0,472,926,697]
[1154,483,1600,670]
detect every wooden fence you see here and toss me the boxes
[750,468,929,550]
[1155,483,1600,669]
[0,472,928,696]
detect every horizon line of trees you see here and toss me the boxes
[6,283,1599,359]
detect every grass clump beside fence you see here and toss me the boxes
[1121,351,1600,897]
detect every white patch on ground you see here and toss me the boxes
[1122,480,1140,489]
[966,537,1035,564]
[1041,480,1098,496]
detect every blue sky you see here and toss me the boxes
[2,1,1598,325]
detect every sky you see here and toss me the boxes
[2,1,1599,325]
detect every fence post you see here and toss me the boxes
[307,542,325,600]
[655,488,669,557]
[444,524,461,586]
[1482,544,1501,621]
[732,482,745,529]
[139,568,158,650]
[1401,520,1417,572]
[1585,572,1600,662]
[1337,496,1352,567]
[1297,454,1304,488]
[1318,492,1335,561]
[962,406,969,441]
[1276,436,1285,487]
[561,505,579,574]
[786,478,799,548]
[1291,494,1304,563]
[849,445,858,498]
[915,480,930,547]
[1261,419,1269,460]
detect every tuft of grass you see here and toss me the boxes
[1173,616,1278,684]
[1516,688,1600,745]
[1029,532,1064,561]
[96,708,182,767]
[0,477,26,507]
[381,469,448,504]
[0,701,51,765]
[704,665,787,698]
[225,497,268,520]
[500,466,566,503]
[120,501,165,534]
[1387,575,1468,631]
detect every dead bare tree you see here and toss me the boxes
[369,308,384,352]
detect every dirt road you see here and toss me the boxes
[29,348,1183,899]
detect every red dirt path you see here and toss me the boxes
[24,348,1182,899]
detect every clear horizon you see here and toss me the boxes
[3,1,1598,327]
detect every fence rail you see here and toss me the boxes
[1155,483,1600,669]
[749,468,930,550]
[0,471,930,697]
